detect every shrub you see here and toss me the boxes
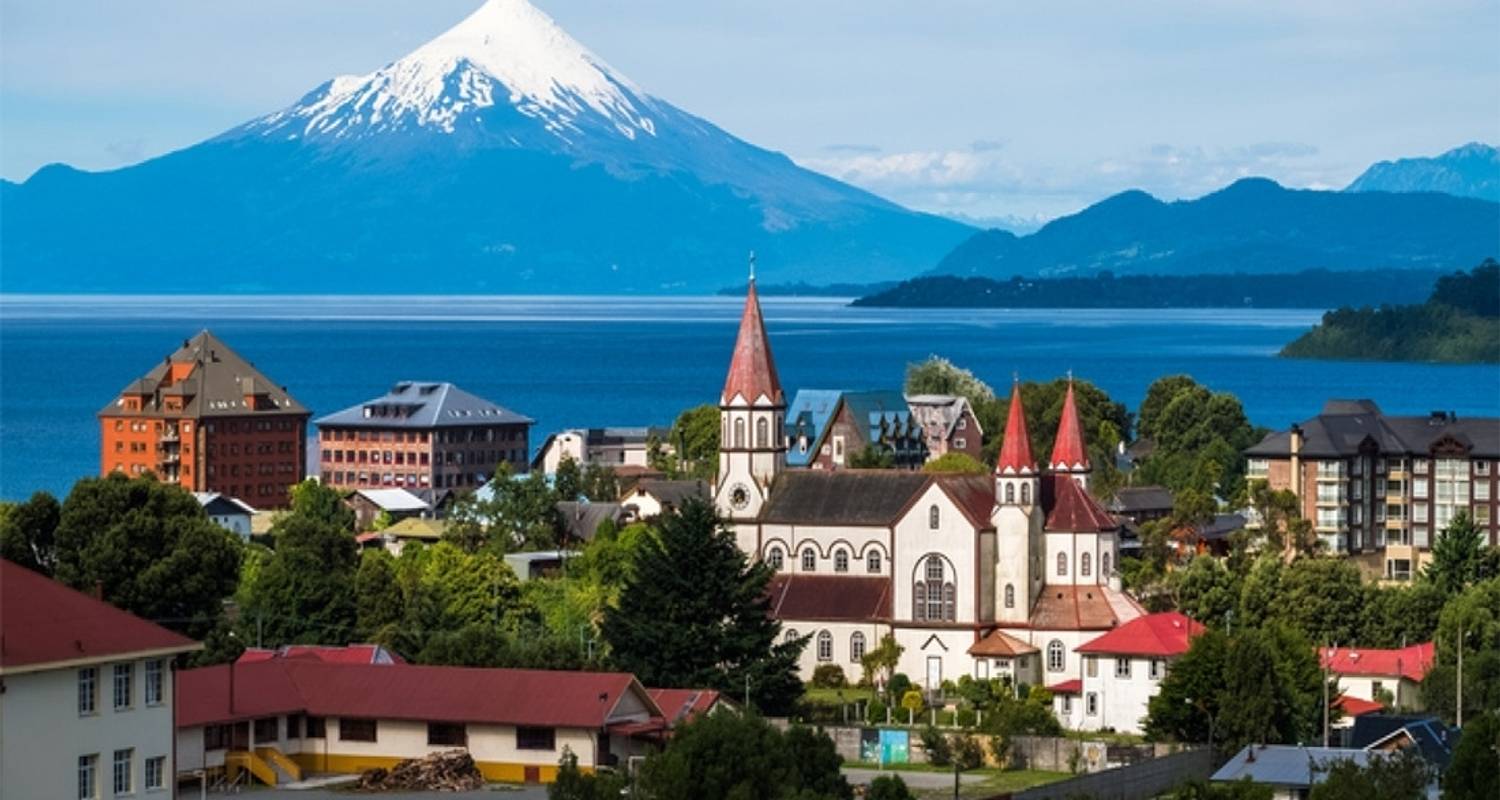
[867,774,916,800]
[889,673,913,701]
[867,699,888,725]
[953,735,984,771]
[920,726,952,766]
[900,689,926,716]
[811,664,848,689]
[989,733,1013,769]
[956,708,977,728]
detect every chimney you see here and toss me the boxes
[1289,424,1304,499]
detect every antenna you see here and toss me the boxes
[748,250,756,283]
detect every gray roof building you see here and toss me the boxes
[316,382,533,430]
[1246,400,1500,459]
[101,330,307,419]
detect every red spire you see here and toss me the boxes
[1050,379,1090,470]
[996,381,1036,474]
[721,274,784,406]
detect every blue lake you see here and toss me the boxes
[2,295,1497,501]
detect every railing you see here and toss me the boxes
[255,747,302,782]
[225,750,278,786]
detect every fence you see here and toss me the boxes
[1004,748,1214,800]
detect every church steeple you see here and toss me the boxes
[716,253,786,523]
[996,380,1036,475]
[1050,378,1091,486]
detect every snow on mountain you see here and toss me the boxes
[244,0,657,145]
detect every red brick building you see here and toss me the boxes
[315,382,533,502]
[99,330,309,507]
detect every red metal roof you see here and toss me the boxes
[237,644,404,665]
[648,688,722,723]
[767,574,891,621]
[1320,642,1434,682]
[997,381,1037,474]
[1042,474,1118,533]
[1076,611,1203,657]
[1046,679,1082,695]
[176,660,660,729]
[0,559,199,671]
[721,280,784,406]
[1049,382,1090,470]
[1336,694,1385,717]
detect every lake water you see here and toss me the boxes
[2,295,1497,501]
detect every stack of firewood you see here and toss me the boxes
[357,749,485,792]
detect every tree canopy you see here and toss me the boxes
[635,713,852,800]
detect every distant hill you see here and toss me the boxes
[1281,260,1500,364]
[852,268,1443,310]
[0,0,969,294]
[1346,142,1500,202]
[932,178,1498,280]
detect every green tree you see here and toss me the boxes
[52,474,242,638]
[1357,582,1445,650]
[1134,376,1258,500]
[371,510,393,531]
[579,463,619,502]
[669,404,721,481]
[602,499,804,714]
[1420,577,1500,724]
[1308,749,1430,800]
[0,491,61,573]
[922,452,988,474]
[1441,710,1500,800]
[1424,511,1486,596]
[1146,627,1230,745]
[1137,375,1200,442]
[848,445,896,469]
[242,511,359,645]
[549,747,626,800]
[1273,557,1366,646]
[286,478,356,531]
[860,634,905,693]
[554,456,584,501]
[354,549,405,641]
[636,712,850,800]
[1170,556,1240,628]
[1166,779,1273,800]
[783,725,855,800]
[866,774,916,800]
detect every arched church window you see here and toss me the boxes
[867,550,882,574]
[1047,640,1065,672]
[802,548,816,572]
[1081,552,1092,577]
[834,549,849,573]
[850,632,867,663]
[1102,553,1111,577]
[929,505,940,529]
[768,546,784,570]
[1005,483,1015,503]
[1021,483,1031,504]
[734,418,746,449]
[816,631,833,662]
[914,582,927,621]
[785,628,799,643]
[756,417,769,448]
[1057,552,1068,577]
[1004,584,1015,609]
[943,583,956,620]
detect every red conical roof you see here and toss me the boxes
[721,279,784,406]
[996,381,1036,474]
[1050,380,1090,470]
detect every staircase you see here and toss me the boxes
[256,747,303,784]
[224,750,280,786]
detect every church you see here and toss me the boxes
[713,277,1144,693]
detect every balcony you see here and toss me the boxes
[160,427,180,442]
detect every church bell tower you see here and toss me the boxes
[715,254,786,524]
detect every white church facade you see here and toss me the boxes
[713,278,1144,693]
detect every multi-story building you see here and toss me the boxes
[1051,611,1204,734]
[784,389,928,470]
[532,426,672,474]
[906,394,985,464]
[316,381,533,501]
[0,559,201,800]
[100,330,309,507]
[1245,400,1500,580]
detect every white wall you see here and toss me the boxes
[760,523,889,577]
[1075,654,1172,734]
[779,619,887,682]
[892,485,983,625]
[2,657,177,799]
[1334,674,1422,711]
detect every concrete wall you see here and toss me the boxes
[2,656,177,799]
[1012,747,1213,800]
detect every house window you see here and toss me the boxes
[1102,553,1111,577]
[79,755,98,800]
[145,756,165,791]
[734,419,745,449]
[1086,656,1098,678]
[1062,696,1073,714]
[768,546,784,570]
[517,726,556,750]
[1056,552,1068,577]
[914,556,955,622]
[958,417,967,431]
[834,549,849,573]
[955,438,966,449]
[1021,483,1031,504]
[785,628,799,643]
[428,722,467,746]
[113,748,133,795]
[114,663,133,710]
[1115,657,1131,678]
[254,717,279,743]
[1047,640,1065,672]
[1081,552,1092,577]
[79,667,98,715]
[339,718,377,742]
[817,631,834,661]
[756,418,769,448]
[143,660,164,706]
[802,548,816,571]
[929,504,940,529]
[867,550,882,573]
[306,716,326,738]
[287,714,303,739]
[1005,483,1015,503]
[914,582,927,621]
[1086,693,1098,716]
[1149,659,1164,680]
[1004,584,1015,609]
[851,632,867,663]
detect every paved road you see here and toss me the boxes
[843,767,985,789]
[253,788,546,799]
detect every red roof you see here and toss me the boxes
[969,629,1039,657]
[1320,642,1434,682]
[237,644,404,665]
[1049,381,1089,470]
[721,280,784,406]
[1336,694,1385,717]
[0,559,199,671]
[1028,584,1139,631]
[767,575,891,621]
[996,381,1037,474]
[177,659,660,729]
[1077,611,1203,657]
[649,688,723,723]
[1047,679,1082,695]
[1042,474,1118,533]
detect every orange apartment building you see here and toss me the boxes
[1245,400,1499,581]
[99,331,310,507]
[315,381,533,503]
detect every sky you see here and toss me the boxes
[2,0,1497,223]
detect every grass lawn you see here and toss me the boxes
[846,764,1069,799]
[803,686,877,705]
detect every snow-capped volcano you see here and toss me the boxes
[247,0,659,145]
[2,0,972,293]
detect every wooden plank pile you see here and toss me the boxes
[356,749,485,792]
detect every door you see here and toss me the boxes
[926,656,943,692]
[523,766,541,784]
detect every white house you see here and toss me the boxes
[533,427,671,474]
[619,479,710,520]
[0,559,201,800]
[194,492,257,539]
[1052,611,1204,734]
[1320,642,1434,712]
